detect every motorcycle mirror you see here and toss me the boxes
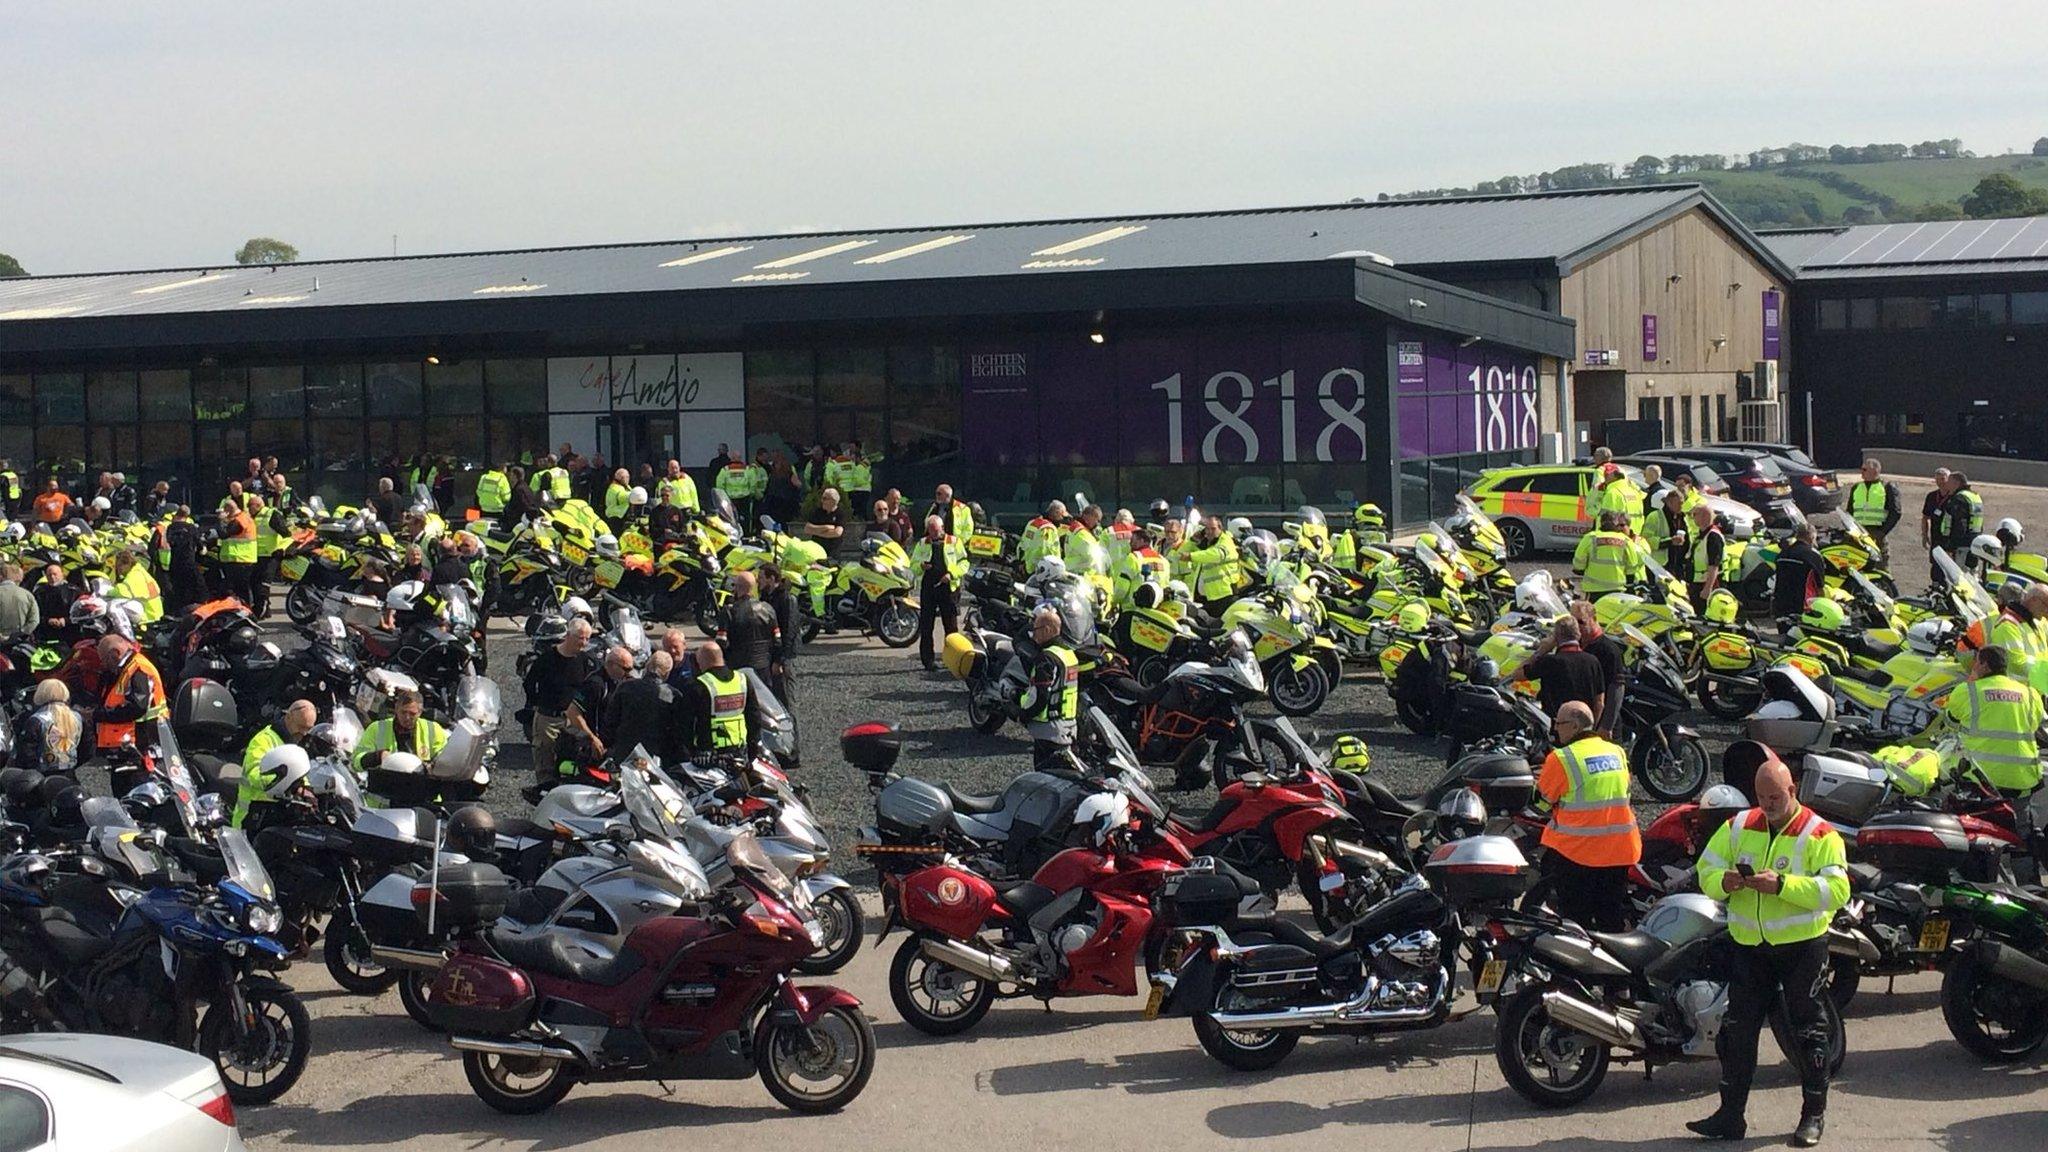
[604,823,635,843]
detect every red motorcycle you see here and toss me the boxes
[877,793,1209,1036]
[424,837,874,1115]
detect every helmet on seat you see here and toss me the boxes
[447,805,498,858]
[1330,734,1371,775]
[1969,533,2006,567]
[1435,789,1487,840]
[1996,517,2024,547]
[1798,598,1847,633]
[1704,588,1741,625]
[1130,582,1164,611]
[1352,503,1386,530]
[628,486,649,508]
[1238,533,1277,572]
[257,745,313,800]
[1469,657,1501,686]
[385,580,425,616]
[1904,619,1954,657]
[1031,556,1068,586]
[1072,791,1131,848]
[595,534,621,559]
[1225,517,1254,542]
[1395,601,1430,633]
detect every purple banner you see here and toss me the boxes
[1762,290,1782,360]
[962,347,1039,466]
[1641,313,1659,362]
[1392,328,1540,459]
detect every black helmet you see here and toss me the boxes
[221,623,261,656]
[1436,789,1488,840]
[1469,657,1501,687]
[35,774,72,808]
[447,805,498,858]
[46,783,85,824]
[1,769,45,805]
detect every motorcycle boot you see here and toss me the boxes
[1686,1088,1748,1141]
[1792,1037,1829,1147]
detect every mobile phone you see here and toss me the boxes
[1736,862,1755,878]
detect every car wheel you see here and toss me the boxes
[1497,518,1535,560]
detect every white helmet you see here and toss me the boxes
[378,751,424,776]
[385,579,425,615]
[1031,556,1068,585]
[1166,579,1193,604]
[628,486,649,507]
[596,533,621,558]
[90,496,111,512]
[0,524,20,542]
[257,745,313,799]
[1226,516,1254,541]
[1969,534,2005,567]
[1997,517,2024,546]
[1072,791,1131,847]
[1904,619,1953,657]
[1698,784,1748,813]
[560,596,596,622]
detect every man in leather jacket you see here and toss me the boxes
[1013,606,1079,765]
[721,572,780,683]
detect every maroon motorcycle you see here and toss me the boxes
[422,835,874,1115]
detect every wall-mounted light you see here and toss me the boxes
[1458,335,1481,348]
[1407,298,1428,309]
[1667,273,1684,284]
[423,354,441,366]
[1088,331,1106,345]
[1729,281,1744,292]
[1711,335,1728,350]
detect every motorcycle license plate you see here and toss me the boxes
[1476,959,1507,995]
[1916,917,1951,952]
[1142,984,1165,1020]
[280,555,309,580]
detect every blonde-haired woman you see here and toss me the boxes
[21,679,83,774]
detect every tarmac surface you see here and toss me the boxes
[235,475,2048,1149]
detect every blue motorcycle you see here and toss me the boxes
[0,804,312,1104]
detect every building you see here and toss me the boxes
[0,185,1786,522]
[1764,217,2048,465]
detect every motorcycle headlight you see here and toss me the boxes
[244,902,283,937]
[804,920,826,948]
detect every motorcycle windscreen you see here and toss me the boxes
[217,827,277,902]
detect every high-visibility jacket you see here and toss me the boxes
[698,668,750,750]
[1598,478,1645,535]
[1063,524,1108,576]
[939,499,973,542]
[0,470,17,502]
[1643,508,1685,559]
[1939,488,1984,543]
[474,470,511,515]
[841,458,873,494]
[112,566,163,625]
[1689,526,1730,582]
[218,509,259,564]
[910,535,968,588]
[1573,529,1643,595]
[1020,517,1065,572]
[1698,805,1849,946]
[604,483,633,521]
[1112,546,1171,607]
[1945,674,2044,793]
[352,716,451,777]
[1990,612,2048,688]
[715,462,755,502]
[1182,534,1242,602]
[96,652,167,752]
[533,466,571,501]
[657,474,699,513]
[1848,480,1894,530]
[823,457,850,492]
[1537,734,1642,867]
[235,724,291,827]
[1021,644,1080,729]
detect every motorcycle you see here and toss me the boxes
[1612,624,1711,802]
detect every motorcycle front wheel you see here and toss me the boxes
[398,971,444,1032]
[1634,728,1709,803]
[1267,661,1329,718]
[1394,695,1436,735]
[1494,986,1610,1108]
[463,1049,578,1115]
[1940,949,2048,1062]
[198,985,312,1105]
[1695,676,1762,720]
[872,598,919,649]
[321,911,399,994]
[284,582,323,626]
[755,1002,875,1114]
[797,888,865,975]
[964,684,1007,735]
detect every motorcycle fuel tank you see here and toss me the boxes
[898,864,998,939]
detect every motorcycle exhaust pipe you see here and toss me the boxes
[1539,990,1646,1051]
[921,937,1018,984]
[1208,973,1446,1032]
[1827,927,1880,965]
[449,1036,581,1064]
[369,945,448,972]
[1980,940,2048,993]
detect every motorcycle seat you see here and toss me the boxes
[1357,776,1422,819]
[34,908,112,965]
[1226,913,1351,961]
[1993,884,2048,918]
[1172,796,1240,834]
[1846,863,1883,892]
[1590,929,1668,970]
[1837,666,1891,687]
[1861,639,1901,662]
[941,784,1006,816]
[996,881,1058,920]
[488,925,645,987]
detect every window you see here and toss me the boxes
[887,345,959,404]
[1715,394,1728,441]
[745,350,815,459]
[816,347,886,407]
[1481,474,1533,493]
[139,423,193,489]
[424,360,485,414]
[1636,398,1658,420]
[192,366,247,422]
[1881,297,1937,329]
[89,425,141,472]
[307,419,363,476]
[0,377,29,423]
[1661,397,1675,440]
[1848,298,1878,330]
[139,368,191,421]
[485,359,547,413]
[33,372,83,424]
[364,418,423,464]
[1524,471,1583,497]
[425,415,487,459]
[365,362,423,417]
[306,363,363,417]
[87,370,138,422]
[1817,299,1847,330]
[249,419,307,473]
[36,424,84,471]
[2011,291,2048,326]
[0,1083,51,1152]
[249,365,305,418]
[1698,395,1712,445]
[487,416,549,465]
[1679,396,1694,443]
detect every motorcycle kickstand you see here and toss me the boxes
[656,1080,675,1097]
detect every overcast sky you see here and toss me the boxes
[8,1,2046,274]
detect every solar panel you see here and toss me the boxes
[1798,217,2048,268]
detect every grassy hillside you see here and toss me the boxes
[1680,156,2048,227]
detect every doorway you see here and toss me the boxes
[604,413,679,469]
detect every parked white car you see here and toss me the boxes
[0,1034,245,1151]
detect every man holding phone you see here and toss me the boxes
[1691,751,1850,1147]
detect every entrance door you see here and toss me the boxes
[605,413,679,471]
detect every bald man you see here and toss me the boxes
[1535,700,1639,933]
[682,640,765,756]
[1692,752,1848,1146]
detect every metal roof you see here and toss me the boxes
[1761,218,2048,280]
[0,185,1744,325]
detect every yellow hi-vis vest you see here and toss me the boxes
[658,474,700,513]
[1945,674,2044,793]
[1698,806,1849,946]
[1573,530,1642,595]
[1848,480,1891,529]
[700,668,749,749]
[475,470,511,515]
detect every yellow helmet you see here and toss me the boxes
[1799,598,1847,633]
[1352,503,1386,530]
[1704,588,1740,625]
[1395,601,1430,632]
[1330,734,1371,775]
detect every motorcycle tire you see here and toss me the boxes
[872,598,919,649]
[965,686,1007,735]
[801,617,824,644]
[399,971,444,1032]
[1695,677,1762,721]
[1394,696,1436,736]
[1268,661,1329,718]
[1634,728,1709,803]
[1134,654,1172,689]
[1194,983,1300,1071]
[1768,993,1848,1077]
[694,602,723,639]
[1939,948,2048,1062]
[888,936,996,1037]
[1494,985,1610,1108]
[321,911,399,994]
[462,1048,578,1115]
[198,985,313,1105]
[284,582,322,627]
[755,1002,876,1114]
[797,888,865,975]
[1828,953,1862,1011]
